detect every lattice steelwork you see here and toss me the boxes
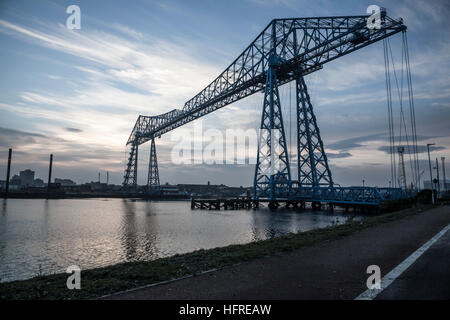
[254,56,292,200]
[122,12,408,205]
[124,14,405,147]
[123,142,138,189]
[147,138,160,193]
[296,76,333,190]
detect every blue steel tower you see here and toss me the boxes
[295,76,333,191]
[147,137,160,194]
[253,54,292,200]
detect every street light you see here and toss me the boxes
[442,157,447,193]
[435,158,440,199]
[362,179,365,199]
[427,143,435,204]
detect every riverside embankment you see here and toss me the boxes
[103,204,450,300]
[1,204,448,299]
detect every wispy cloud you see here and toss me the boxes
[0,1,449,187]
[110,23,145,40]
[378,144,446,155]
[65,127,83,133]
[0,17,222,177]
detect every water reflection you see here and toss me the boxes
[120,200,160,262]
[1,199,6,216]
[0,199,366,282]
[121,200,138,261]
[250,209,279,240]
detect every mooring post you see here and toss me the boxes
[47,154,53,194]
[5,148,12,195]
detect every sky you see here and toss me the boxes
[0,0,449,187]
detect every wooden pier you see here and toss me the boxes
[191,198,379,213]
[191,198,258,210]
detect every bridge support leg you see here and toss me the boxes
[296,76,333,195]
[311,201,321,210]
[147,137,160,195]
[123,142,139,190]
[253,58,292,201]
[268,201,280,210]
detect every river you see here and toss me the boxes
[0,198,365,282]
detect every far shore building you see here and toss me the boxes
[32,178,45,188]
[19,169,35,187]
[54,178,76,186]
[2,169,50,191]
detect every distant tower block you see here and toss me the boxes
[397,146,407,190]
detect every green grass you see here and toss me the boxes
[0,205,433,300]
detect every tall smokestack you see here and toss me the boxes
[5,148,12,194]
[47,154,53,193]
[107,171,109,185]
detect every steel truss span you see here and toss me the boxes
[123,11,408,205]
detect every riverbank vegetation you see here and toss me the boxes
[0,204,434,300]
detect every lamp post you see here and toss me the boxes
[362,179,365,199]
[435,158,440,199]
[442,157,447,193]
[427,143,435,204]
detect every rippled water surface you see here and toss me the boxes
[0,198,365,282]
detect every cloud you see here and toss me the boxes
[110,23,145,40]
[0,126,48,147]
[327,133,385,151]
[65,127,83,133]
[327,152,352,159]
[0,18,220,109]
[0,1,449,188]
[0,124,127,184]
[327,133,447,152]
[378,144,446,155]
[0,126,46,138]
[247,0,302,8]
[0,18,223,182]
[392,0,450,31]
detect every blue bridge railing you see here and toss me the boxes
[287,186,408,205]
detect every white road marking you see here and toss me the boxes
[355,223,450,300]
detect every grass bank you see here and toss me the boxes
[0,204,433,300]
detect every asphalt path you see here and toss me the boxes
[103,205,450,300]
[375,225,450,299]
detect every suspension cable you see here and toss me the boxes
[403,31,420,190]
[383,39,396,188]
[289,81,292,168]
[387,37,417,189]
